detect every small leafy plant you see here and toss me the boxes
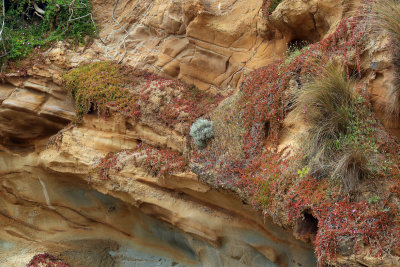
[297,166,310,178]
[285,41,309,65]
[367,195,381,204]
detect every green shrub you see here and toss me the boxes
[0,0,95,65]
[190,119,214,148]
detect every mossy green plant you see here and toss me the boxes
[65,61,225,131]
[64,61,140,121]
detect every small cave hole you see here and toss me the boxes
[87,102,95,114]
[9,137,24,145]
[263,120,271,146]
[295,210,319,243]
[264,121,271,138]
[287,39,309,54]
[107,205,116,212]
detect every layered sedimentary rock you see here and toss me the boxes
[1,0,400,266]
[85,0,351,92]
[0,110,317,266]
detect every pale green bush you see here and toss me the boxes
[190,119,214,148]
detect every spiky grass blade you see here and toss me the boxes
[294,64,354,179]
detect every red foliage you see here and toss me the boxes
[94,144,187,180]
[285,175,400,262]
[66,62,224,133]
[194,0,400,265]
[131,143,188,177]
[96,152,120,180]
[26,253,70,267]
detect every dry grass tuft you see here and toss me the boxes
[332,148,371,193]
[293,63,354,179]
[292,62,383,192]
[375,0,400,45]
[209,93,246,156]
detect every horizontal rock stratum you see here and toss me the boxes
[1,0,400,266]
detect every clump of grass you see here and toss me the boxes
[331,148,371,192]
[293,63,381,191]
[294,64,353,178]
[374,0,400,45]
[374,0,400,120]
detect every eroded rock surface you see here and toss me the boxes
[84,0,353,92]
[0,111,317,266]
[0,74,73,151]
[1,0,400,266]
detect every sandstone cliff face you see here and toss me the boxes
[0,1,320,265]
[1,0,399,266]
[85,0,352,92]
[0,112,317,266]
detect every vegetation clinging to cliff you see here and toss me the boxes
[190,119,214,148]
[64,61,140,121]
[27,253,71,267]
[292,63,382,192]
[93,144,188,180]
[64,61,223,132]
[194,0,400,265]
[0,0,95,67]
[262,0,283,15]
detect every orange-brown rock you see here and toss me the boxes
[0,112,318,266]
[87,0,290,92]
[2,0,400,266]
